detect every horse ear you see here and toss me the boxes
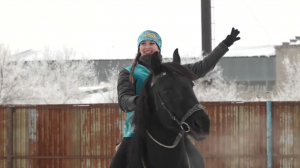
[150,51,162,75]
[173,48,181,64]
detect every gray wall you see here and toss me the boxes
[219,56,276,82]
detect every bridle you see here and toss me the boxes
[148,72,204,148]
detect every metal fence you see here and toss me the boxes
[0,102,299,168]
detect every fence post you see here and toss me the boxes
[6,107,13,168]
[266,101,272,168]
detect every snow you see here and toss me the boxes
[77,91,115,104]
[225,45,275,57]
[289,41,300,45]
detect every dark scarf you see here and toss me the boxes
[138,54,162,70]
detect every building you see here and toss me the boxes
[274,37,300,92]
[219,56,276,100]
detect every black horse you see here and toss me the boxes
[128,50,210,168]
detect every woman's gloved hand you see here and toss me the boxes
[222,28,241,47]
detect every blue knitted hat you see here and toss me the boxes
[137,30,162,51]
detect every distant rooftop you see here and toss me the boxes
[275,36,300,48]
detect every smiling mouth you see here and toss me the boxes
[144,51,153,54]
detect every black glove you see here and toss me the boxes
[222,28,241,47]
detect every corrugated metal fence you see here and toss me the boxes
[0,102,299,168]
[0,104,125,168]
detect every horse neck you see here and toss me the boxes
[142,98,190,167]
[144,130,190,168]
[146,110,180,145]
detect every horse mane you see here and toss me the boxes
[128,62,197,167]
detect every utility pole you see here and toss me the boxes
[201,0,212,55]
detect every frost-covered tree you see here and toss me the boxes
[193,65,240,101]
[180,56,241,101]
[0,44,98,104]
[0,44,35,104]
[100,62,119,103]
[28,47,98,104]
[272,57,300,101]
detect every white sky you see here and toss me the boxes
[1,0,300,59]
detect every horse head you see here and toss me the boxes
[149,50,210,141]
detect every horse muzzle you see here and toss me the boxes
[188,114,210,141]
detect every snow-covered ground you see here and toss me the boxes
[77,83,117,104]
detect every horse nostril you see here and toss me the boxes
[193,120,202,129]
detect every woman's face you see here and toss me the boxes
[139,40,160,56]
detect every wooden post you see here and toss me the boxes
[6,107,13,168]
[201,0,212,54]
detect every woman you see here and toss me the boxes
[110,29,240,168]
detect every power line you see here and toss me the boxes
[240,0,276,45]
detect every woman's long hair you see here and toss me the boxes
[129,52,142,83]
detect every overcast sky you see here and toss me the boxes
[1,0,300,59]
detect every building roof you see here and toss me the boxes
[224,45,275,57]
